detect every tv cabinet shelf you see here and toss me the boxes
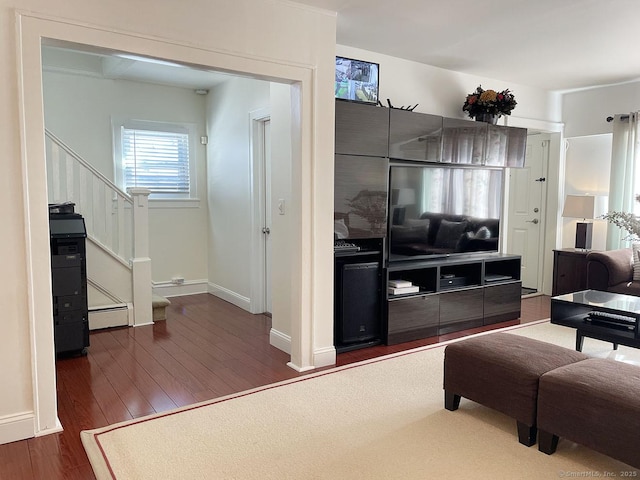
[386,253,521,345]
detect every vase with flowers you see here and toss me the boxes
[462,85,517,124]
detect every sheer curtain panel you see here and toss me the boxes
[606,112,639,249]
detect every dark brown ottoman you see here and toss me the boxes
[538,358,640,468]
[444,332,588,446]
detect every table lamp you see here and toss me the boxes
[562,195,595,249]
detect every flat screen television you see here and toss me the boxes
[335,56,379,105]
[388,163,503,262]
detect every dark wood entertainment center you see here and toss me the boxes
[387,254,521,344]
[333,100,526,352]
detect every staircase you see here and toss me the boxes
[45,129,168,328]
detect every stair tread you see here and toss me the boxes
[152,294,171,308]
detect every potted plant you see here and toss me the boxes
[462,85,517,123]
[601,195,640,240]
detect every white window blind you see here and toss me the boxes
[122,127,190,195]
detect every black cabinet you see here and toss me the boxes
[552,248,590,296]
[334,154,389,239]
[387,294,439,344]
[385,254,521,344]
[486,124,527,168]
[484,282,522,325]
[388,109,442,162]
[335,101,389,157]
[50,211,89,355]
[439,288,484,334]
[441,117,487,165]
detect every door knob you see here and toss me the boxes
[526,218,539,224]
[262,227,271,234]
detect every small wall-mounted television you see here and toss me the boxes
[335,56,379,105]
[388,163,503,262]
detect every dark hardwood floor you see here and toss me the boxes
[0,293,550,479]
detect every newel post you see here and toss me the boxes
[128,188,153,326]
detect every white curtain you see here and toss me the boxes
[606,112,640,249]
[421,167,502,218]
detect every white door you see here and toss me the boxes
[263,120,273,314]
[506,135,549,291]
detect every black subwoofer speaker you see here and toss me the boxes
[337,262,381,345]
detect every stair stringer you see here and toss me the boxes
[86,237,132,306]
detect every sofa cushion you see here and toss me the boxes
[391,219,430,244]
[434,219,467,249]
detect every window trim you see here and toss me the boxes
[112,117,198,202]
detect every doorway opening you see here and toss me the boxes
[18,14,322,438]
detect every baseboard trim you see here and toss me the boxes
[269,328,291,354]
[0,412,35,445]
[313,346,337,368]
[88,305,129,330]
[152,280,208,298]
[270,329,336,368]
[208,283,251,311]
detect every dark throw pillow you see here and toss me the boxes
[434,220,467,249]
[392,219,430,243]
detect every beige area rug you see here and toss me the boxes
[81,320,640,479]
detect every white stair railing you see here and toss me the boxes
[45,129,152,326]
[45,129,133,262]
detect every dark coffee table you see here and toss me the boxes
[551,290,640,351]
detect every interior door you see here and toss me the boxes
[264,119,273,314]
[506,134,549,292]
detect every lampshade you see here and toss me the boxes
[562,195,595,220]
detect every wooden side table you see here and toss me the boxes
[552,248,592,296]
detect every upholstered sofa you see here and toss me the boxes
[586,248,640,297]
[390,213,499,256]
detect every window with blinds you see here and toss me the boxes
[121,127,191,196]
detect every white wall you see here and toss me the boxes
[205,78,297,350]
[563,81,640,138]
[337,45,563,125]
[4,0,336,444]
[269,83,294,345]
[206,77,270,305]
[562,135,612,251]
[43,71,209,284]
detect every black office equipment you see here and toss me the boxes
[49,204,89,355]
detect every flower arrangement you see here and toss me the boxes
[601,195,640,241]
[462,85,517,119]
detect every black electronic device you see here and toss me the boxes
[48,202,76,215]
[584,311,636,331]
[336,262,381,347]
[334,240,360,254]
[335,56,379,105]
[49,212,89,356]
[388,163,503,263]
[439,276,467,290]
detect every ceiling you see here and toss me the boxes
[297,0,640,92]
[42,0,640,93]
